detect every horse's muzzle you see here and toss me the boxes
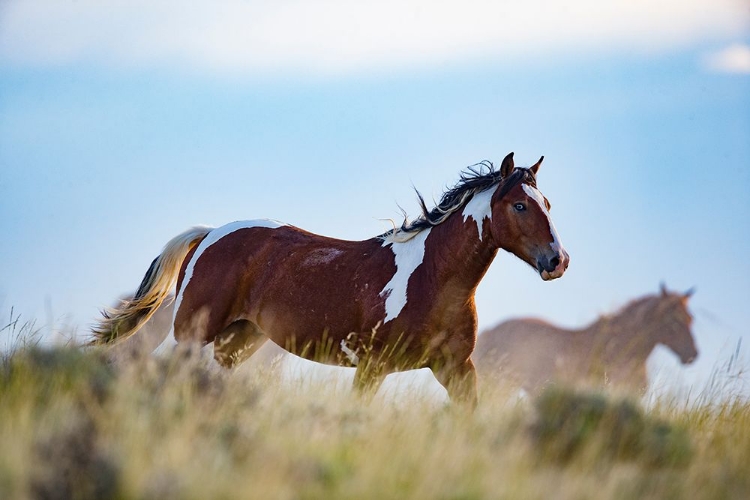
[538,248,570,281]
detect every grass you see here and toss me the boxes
[0,321,748,499]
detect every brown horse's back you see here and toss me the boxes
[473,319,572,391]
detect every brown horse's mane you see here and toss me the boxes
[589,293,676,335]
[381,162,537,241]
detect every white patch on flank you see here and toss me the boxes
[154,331,178,355]
[171,219,287,331]
[461,187,495,240]
[340,339,359,366]
[522,184,563,251]
[379,228,431,323]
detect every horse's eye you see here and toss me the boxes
[514,203,526,212]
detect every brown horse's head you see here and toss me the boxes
[489,152,570,281]
[654,284,698,364]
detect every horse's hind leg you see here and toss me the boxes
[213,320,269,368]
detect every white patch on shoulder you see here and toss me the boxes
[171,219,287,330]
[379,228,431,323]
[522,184,562,250]
[461,187,495,240]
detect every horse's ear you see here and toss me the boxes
[660,282,668,296]
[530,156,544,175]
[684,287,695,299]
[500,152,515,178]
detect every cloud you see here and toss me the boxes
[0,0,748,76]
[702,43,750,74]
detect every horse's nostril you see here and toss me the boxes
[550,256,560,270]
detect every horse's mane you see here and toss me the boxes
[595,292,683,332]
[381,162,537,242]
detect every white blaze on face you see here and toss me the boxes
[379,228,431,323]
[522,184,563,251]
[461,187,495,241]
[171,219,287,333]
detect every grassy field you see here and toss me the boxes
[0,319,748,500]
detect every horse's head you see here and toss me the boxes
[489,152,570,281]
[653,284,698,364]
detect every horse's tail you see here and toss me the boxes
[90,225,213,345]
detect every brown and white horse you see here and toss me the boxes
[93,152,569,405]
[472,285,698,394]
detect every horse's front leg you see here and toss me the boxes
[431,358,478,409]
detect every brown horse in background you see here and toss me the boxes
[93,152,569,406]
[473,285,698,393]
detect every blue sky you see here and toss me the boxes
[1,1,749,394]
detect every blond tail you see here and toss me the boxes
[91,226,213,345]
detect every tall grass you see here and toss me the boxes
[0,321,748,499]
[0,308,43,354]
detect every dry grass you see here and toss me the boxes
[0,319,748,499]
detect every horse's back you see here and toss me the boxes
[473,318,571,390]
[475,318,564,358]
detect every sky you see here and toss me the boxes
[1,0,749,396]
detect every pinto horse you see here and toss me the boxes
[93,152,569,405]
[472,285,698,394]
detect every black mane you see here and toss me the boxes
[381,162,537,240]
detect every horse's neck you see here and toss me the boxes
[584,309,658,363]
[425,212,499,295]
